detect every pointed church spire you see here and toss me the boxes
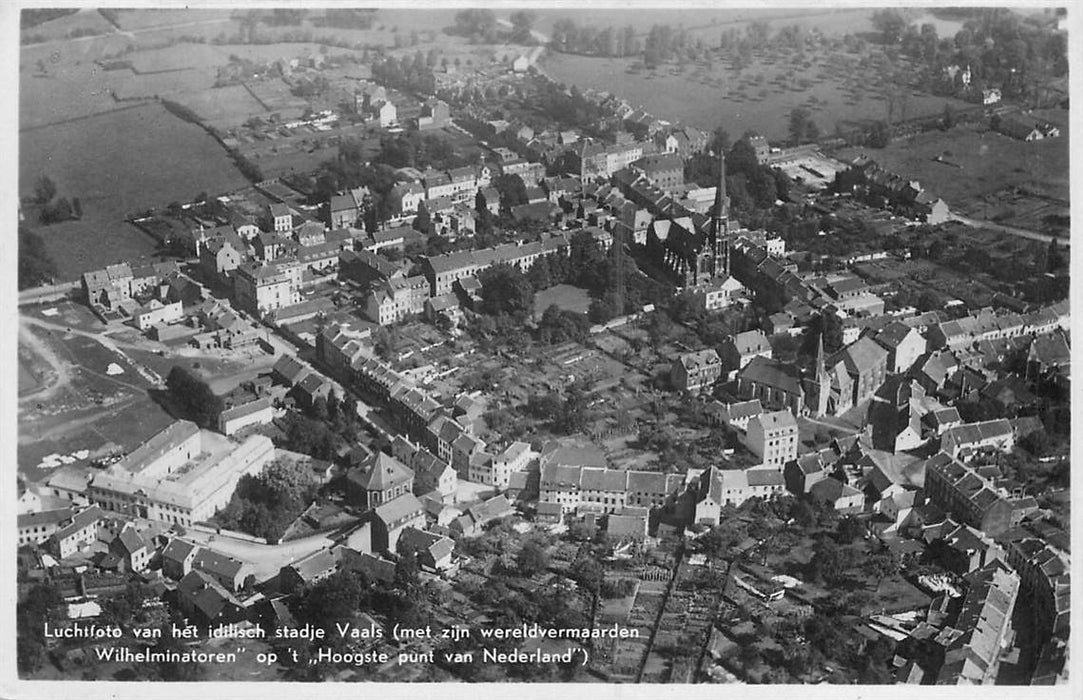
[712,150,731,276]
[815,331,826,377]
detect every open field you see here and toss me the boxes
[17,324,171,479]
[542,49,973,141]
[20,102,249,219]
[18,305,274,479]
[20,8,115,43]
[19,64,139,130]
[838,114,1069,223]
[109,8,236,31]
[30,220,161,285]
[20,102,250,279]
[176,83,268,128]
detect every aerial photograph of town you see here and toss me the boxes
[12,2,1072,689]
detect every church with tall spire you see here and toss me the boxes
[643,149,739,287]
[711,150,732,277]
[805,332,854,418]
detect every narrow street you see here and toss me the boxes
[181,527,336,582]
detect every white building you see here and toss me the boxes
[744,410,799,468]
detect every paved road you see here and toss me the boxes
[18,282,80,306]
[183,528,336,582]
[950,212,1069,247]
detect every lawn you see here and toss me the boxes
[534,284,592,319]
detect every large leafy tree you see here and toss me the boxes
[164,366,224,428]
[18,226,57,290]
[478,263,535,319]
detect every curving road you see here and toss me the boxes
[182,527,337,582]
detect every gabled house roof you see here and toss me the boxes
[678,348,720,372]
[838,336,889,375]
[193,548,249,582]
[286,548,337,582]
[272,354,308,384]
[729,329,771,356]
[874,321,922,350]
[162,538,199,564]
[177,570,241,621]
[373,493,425,526]
[113,524,147,556]
[738,356,804,396]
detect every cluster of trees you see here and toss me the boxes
[311,9,376,29]
[450,9,500,43]
[18,226,57,290]
[373,129,466,171]
[550,19,641,58]
[507,10,537,44]
[515,539,550,576]
[278,387,361,460]
[667,291,753,352]
[370,52,437,96]
[447,9,536,45]
[787,107,821,146]
[33,175,81,224]
[216,458,321,542]
[289,73,329,98]
[17,583,63,674]
[164,366,224,428]
[478,263,536,320]
[643,24,701,69]
[275,554,431,681]
[531,81,612,134]
[686,135,793,210]
[526,383,590,435]
[474,230,665,333]
[260,9,306,26]
[537,304,592,345]
[873,8,1067,103]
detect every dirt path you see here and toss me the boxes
[18,321,74,404]
[18,394,140,446]
[949,212,1069,247]
[22,315,165,387]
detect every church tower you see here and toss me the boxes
[711,151,732,276]
[812,332,830,418]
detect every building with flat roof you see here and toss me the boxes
[86,422,274,526]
